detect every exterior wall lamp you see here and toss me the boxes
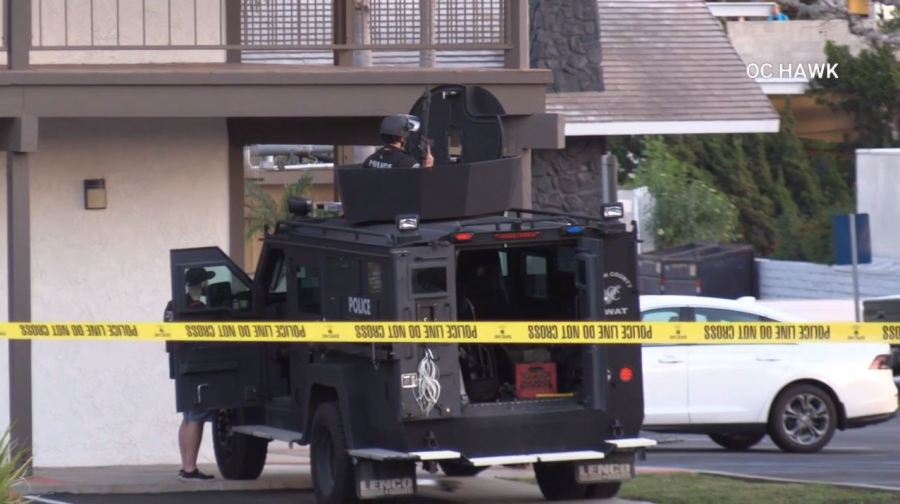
[84,179,107,210]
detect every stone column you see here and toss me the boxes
[532,137,609,216]
[529,0,609,216]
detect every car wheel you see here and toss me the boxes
[534,462,588,500]
[708,432,765,451]
[768,384,837,453]
[311,402,359,504]
[439,460,488,477]
[212,409,269,480]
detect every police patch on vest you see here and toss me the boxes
[348,296,373,317]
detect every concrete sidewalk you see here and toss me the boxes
[14,445,654,503]
[16,446,313,495]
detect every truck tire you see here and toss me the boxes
[585,482,622,499]
[212,409,268,480]
[439,460,488,477]
[768,383,837,453]
[311,402,358,504]
[708,432,765,451]
[534,462,588,500]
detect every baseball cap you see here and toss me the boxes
[185,267,216,286]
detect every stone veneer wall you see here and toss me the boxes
[529,0,603,93]
[530,0,610,214]
[532,137,609,216]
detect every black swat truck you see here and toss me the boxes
[166,85,652,503]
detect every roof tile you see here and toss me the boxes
[548,0,779,129]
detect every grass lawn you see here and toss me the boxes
[619,474,900,504]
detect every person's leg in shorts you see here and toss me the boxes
[178,409,215,480]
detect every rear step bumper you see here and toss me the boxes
[348,437,657,464]
[230,425,658,463]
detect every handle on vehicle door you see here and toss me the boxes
[756,355,781,362]
[658,355,683,364]
[196,383,208,405]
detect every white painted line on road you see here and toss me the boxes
[25,496,74,504]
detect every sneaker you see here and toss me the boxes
[178,469,215,481]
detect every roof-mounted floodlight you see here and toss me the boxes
[602,203,625,220]
[397,214,419,232]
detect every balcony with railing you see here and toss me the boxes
[0,1,547,128]
[1,0,527,69]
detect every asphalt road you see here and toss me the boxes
[641,414,900,489]
[33,481,638,504]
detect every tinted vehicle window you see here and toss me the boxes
[367,262,383,296]
[412,267,448,294]
[694,308,771,322]
[296,266,321,315]
[525,254,548,299]
[267,250,287,295]
[182,265,251,312]
[642,308,681,322]
[326,256,361,293]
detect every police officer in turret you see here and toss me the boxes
[363,114,435,169]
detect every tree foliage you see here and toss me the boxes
[614,103,855,263]
[812,42,900,148]
[633,138,740,249]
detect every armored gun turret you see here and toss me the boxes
[165,85,651,504]
[338,85,520,224]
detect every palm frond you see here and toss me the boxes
[0,428,30,504]
[244,173,315,243]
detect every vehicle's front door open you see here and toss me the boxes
[167,247,265,412]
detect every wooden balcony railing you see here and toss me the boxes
[3,0,528,69]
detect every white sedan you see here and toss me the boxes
[640,295,898,453]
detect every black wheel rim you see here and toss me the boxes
[313,427,336,496]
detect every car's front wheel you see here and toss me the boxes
[708,432,765,451]
[768,384,837,453]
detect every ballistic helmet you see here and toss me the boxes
[380,114,421,138]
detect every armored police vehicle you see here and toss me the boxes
[167,85,652,503]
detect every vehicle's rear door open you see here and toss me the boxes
[577,233,644,427]
[576,236,609,410]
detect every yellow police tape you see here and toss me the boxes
[0,321,899,344]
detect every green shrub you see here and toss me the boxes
[635,138,739,249]
[0,428,29,504]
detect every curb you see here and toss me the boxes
[642,466,900,493]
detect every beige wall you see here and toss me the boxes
[727,20,868,70]
[29,0,226,64]
[770,94,856,143]
[1,118,230,466]
[857,149,900,260]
